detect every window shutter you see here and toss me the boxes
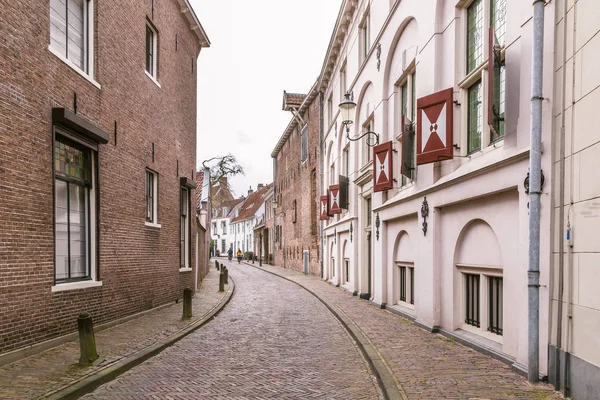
[67,0,85,70]
[329,185,342,214]
[339,175,349,209]
[416,88,454,165]
[319,195,329,220]
[373,141,393,192]
[401,115,415,179]
[50,0,67,57]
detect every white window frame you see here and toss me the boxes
[145,21,160,86]
[52,127,101,292]
[327,95,333,128]
[339,60,347,101]
[359,10,371,65]
[457,266,503,343]
[459,0,506,156]
[344,258,350,283]
[145,169,160,228]
[48,0,99,87]
[395,68,417,186]
[362,117,374,166]
[396,263,415,309]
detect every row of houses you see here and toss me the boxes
[209,180,273,259]
[0,0,212,363]
[270,0,600,398]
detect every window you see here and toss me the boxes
[54,133,95,283]
[50,0,93,75]
[212,221,217,233]
[221,221,227,234]
[465,273,480,327]
[366,197,372,227]
[301,126,308,162]
[343,146,350,177]
[463,271,503,336]
[398,72,417,183]
[180,187,189,268]
[146,23,158,79]
[331,257,335,278]
[359,11,370,64]
[488,276,503,334]
[327,95,333,127]
[467,81,483,153]
[398,265,414,305]
[463,0,506,153]
[145,170,159,224]
[340,61,347,101]
[363,119,374,164]
[345,259,350,283]
[330,164,335,186]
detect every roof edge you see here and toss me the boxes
[179,0,211,47]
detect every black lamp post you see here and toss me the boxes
[339,92,379,147]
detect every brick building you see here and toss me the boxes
[0,0,209,356]
[271,87,321,275]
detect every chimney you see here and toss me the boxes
[257,183,264,189]
[248,186,253,195]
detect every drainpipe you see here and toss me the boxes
[554,0,568,391]
[527,0,545,383]
[319,90,324,278]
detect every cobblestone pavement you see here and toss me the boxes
[252,263,564,400]
[0,270,230,400]
[84,260,381,399]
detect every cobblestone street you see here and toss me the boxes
[83,261,382,399]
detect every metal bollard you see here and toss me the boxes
[219,271,225,292]
[252,255,255,264]
[77,312,99,366]
[182,288,192,319]
[223,267,229,284]
[215,260,219,270]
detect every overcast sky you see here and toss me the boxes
[191,0,341,198]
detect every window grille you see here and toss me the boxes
[465,273,480,327]
[488,276,503,335]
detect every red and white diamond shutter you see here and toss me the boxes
[329,184,342,214]
[373,141,393,192]
[416,87,454,165]
[319,195,329,220]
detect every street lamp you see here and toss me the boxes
[339,91,379,147]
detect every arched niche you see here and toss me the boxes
[386,18,419,95]
[455,219,502,268]
[394,230,414,263]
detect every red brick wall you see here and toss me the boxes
[273,96,321,275]
[0,0,201,354]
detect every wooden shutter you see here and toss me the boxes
[373,141,393,192]
[416,88,454,165]
[319,195,329,220]
[401,115,415,179]
[339,175,349,209]
[329,185,342,214]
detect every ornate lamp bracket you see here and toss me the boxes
[334,228,337,244]
[350,221,353,242]
[375,213,380,241]
[421,197,429,236]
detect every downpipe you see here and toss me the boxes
[528,0,545,383]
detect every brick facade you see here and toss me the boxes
[272,89,321,275]
[0,0,208,354]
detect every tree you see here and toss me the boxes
[201,153,244,186]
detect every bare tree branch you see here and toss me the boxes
[201,153,244,186]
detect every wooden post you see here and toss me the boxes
[223,266,229,284]
[77,312,99,366]
[219,271,225,292]
[215,260,220,271]
[182,288,192,319]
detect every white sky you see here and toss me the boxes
[191,0,341,198]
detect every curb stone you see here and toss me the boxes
[42,278,236,400]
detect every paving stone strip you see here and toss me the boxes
[0,270,233,400]
[247,262,564,400]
